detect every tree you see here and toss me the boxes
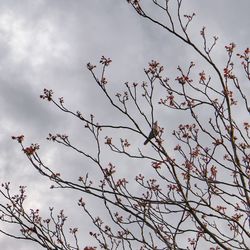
[1,0,250,249]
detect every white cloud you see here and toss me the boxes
[0,9,70,67]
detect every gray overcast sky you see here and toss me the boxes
[0,1,249,249]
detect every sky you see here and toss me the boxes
[0,1,249,249]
